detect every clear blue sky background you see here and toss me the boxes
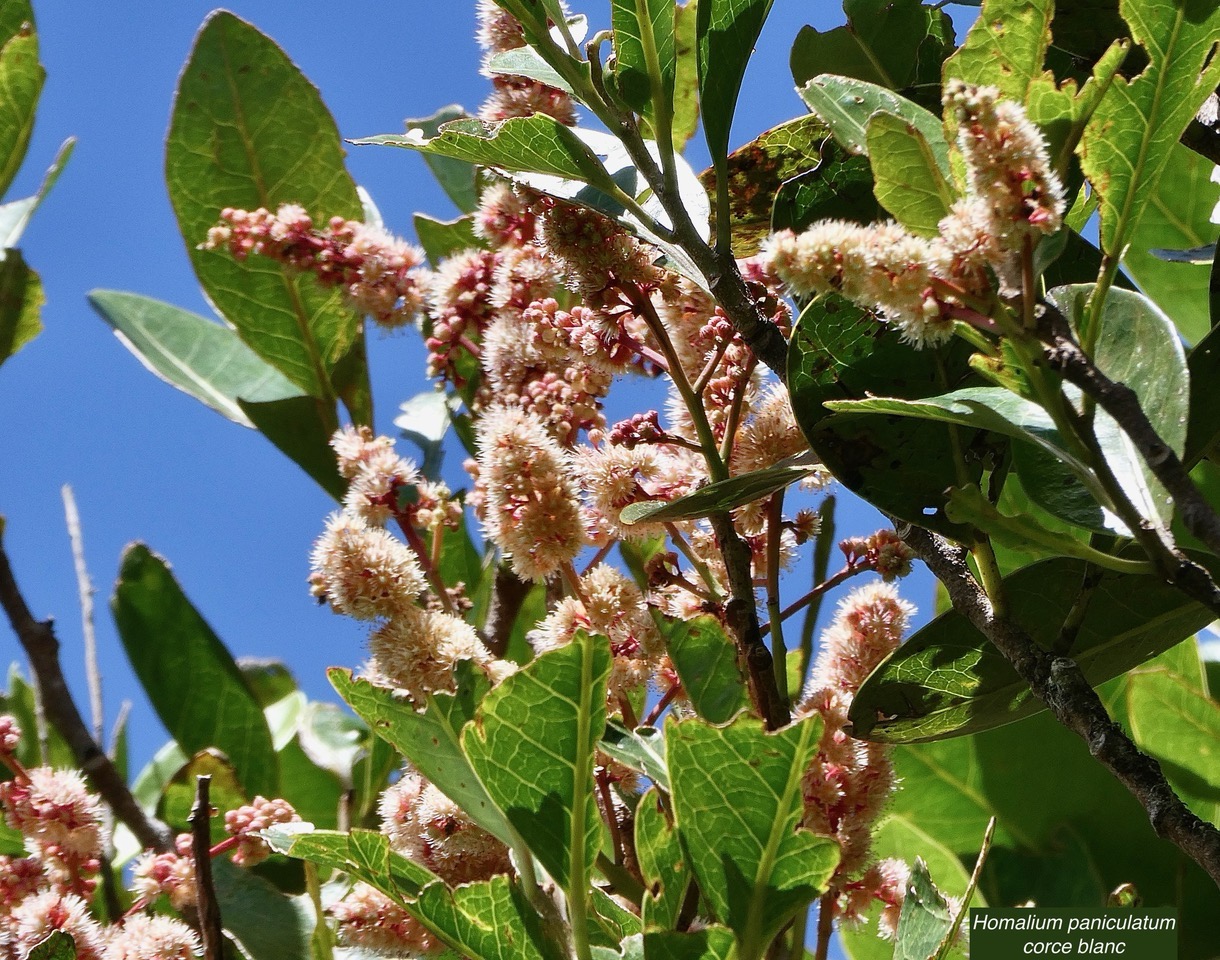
[0,0,973,803]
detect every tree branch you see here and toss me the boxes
[1040,308,1220,562]
[900,523,1220,888]
[190,775,225,960]
[481,564,532,658]
[0,523,174,853]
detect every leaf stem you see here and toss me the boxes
[766,493,789,710]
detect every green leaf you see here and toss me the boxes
[167,11,365,402]
[665,615,748,724]
[786,297,981,539]
[462,632,611,891]
[158,749,248,833]
[865,110,956,236]
[0,21,43,199]
[667,714,839,958]
[1126,664,1220,826]
[699,114,844,257]
[487,47,576,95]
[621,453,819,525]
[945,484,1150,573]
[359,114,618,193]
[213,857,315,960]
[696,0,774,180]
[635,787,690,931]
[405,106,481,215]
[770,148,879,240]
[239,395,346,500]
[670,2,700,151]
[328,666,515,847]
[276,736,344,829]
[1187,323,1220,467]
[789,0,954,92]
[893,859,953,960]
[0,136,73,250]
[26,932,75,960]
[798,75,949,178]
[942,0,1054,103]
[89,291,302,427]
[263,825,437,901]
[1079,0,1220,257]
[0,249,41,370]
[640,928,736,960]
[413,213,485,268]
[601,721,669,794]
[848,555,1218,743]
[111,543,278,797]
[612,0,676,118]
[412,874,565,960]
[395,389,456,480]
[1047,284,1189,527]
[1121,143,1220,345]
[240,659,298,708]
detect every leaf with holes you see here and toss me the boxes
[667,714,839,957]
[167,12,366,410]
[635,788,690,931]
[848,555,1219,743]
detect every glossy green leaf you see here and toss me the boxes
[601,721,669,794]
[239,395,345,500]
[1080,0,1220,256]
[462,632,611,891]
[0,249,41,370]
[667,714,839,957]
[696,0,775,177]
[0,19,43,200]
[798,75,949,178]
[111,543,278,797]
[1126,664,1220,826]
[405,106,481,214]
[790,0,954,93]
[621,453,819,525]
[26,932,75,960]
[329,666,515,847]
[167,12,365,401]
[1047,284,1189,527]
[413,213,485,267]
[1187,322,1220,467]
[635,787,690,931]
[670,1,700,150]
[865,110,956,236]
[612,0,676,116]
[945,484,1149,573]
[665,615,748,724]
[893,859,954,960]
[1121,143,1220,345]
[787,297,980,538]
[90,291,301,427]
[395,389,456,480]
[213,857,314,960]
[264,825,437,901]
[848,556,1218,743]
[412,875,565,960]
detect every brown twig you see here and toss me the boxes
[482,564,532,658]
[0,524,174,853]
[190,776,225,960]
[1041,308,1220,562]
[900,523,1220,888]
[813,891,835,960]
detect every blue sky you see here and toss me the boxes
[0,3,971,780]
